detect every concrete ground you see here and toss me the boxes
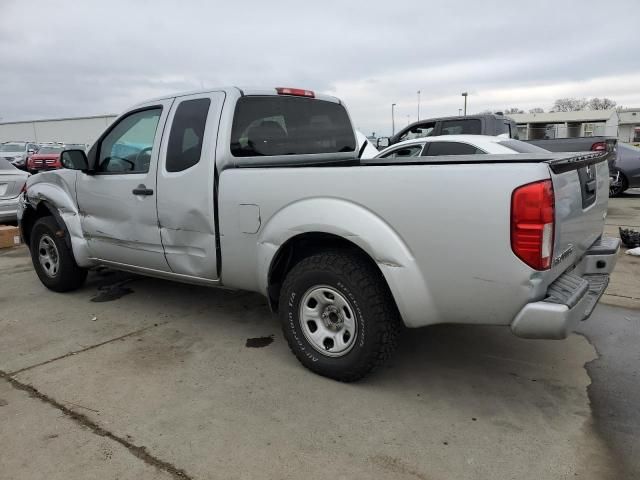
[0,191,638,480]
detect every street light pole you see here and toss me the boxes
[461,92,468,116]
[391,103,396,135]
[417,90,421,121]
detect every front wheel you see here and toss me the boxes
[279,250,401,382]
[29,217,87,292]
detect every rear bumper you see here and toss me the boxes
[511,236,619,339]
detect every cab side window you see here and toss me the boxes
[398,122,436,142]
[166,98,210,172]
[381,144,424,159]
[97,108,161,174]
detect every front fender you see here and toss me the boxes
[257,197,435,327]
[24,172,92,267]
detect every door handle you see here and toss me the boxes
[132,184,154,196]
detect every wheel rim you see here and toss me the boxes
[299,285,358,358]
[38,234,60,277]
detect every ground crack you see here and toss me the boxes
[0,368,191,479]
[8,323,165,376]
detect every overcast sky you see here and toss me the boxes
[1,0,639,135]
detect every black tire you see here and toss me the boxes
[279,250,401,382]
[609,169,628,197]
[29,216,87,292]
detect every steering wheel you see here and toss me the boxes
[135,147,153,169]
[102,156,135,171]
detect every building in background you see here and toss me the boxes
[0,114,117,145]
[508,108,640,144]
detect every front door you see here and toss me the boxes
[77,100,173,271]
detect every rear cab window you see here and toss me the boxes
[440,119,481,135]
[230,96,355,158]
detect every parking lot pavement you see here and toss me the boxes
[0,246,622,480]
[602,188,640,309]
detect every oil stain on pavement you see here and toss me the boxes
[245,335,274,348]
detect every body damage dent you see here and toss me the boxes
[256,197,437,328]
[25,175,93,267]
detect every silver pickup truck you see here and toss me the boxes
[19,87,619,381]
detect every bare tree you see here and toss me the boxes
[588,97,617,110]
[529,107,544,113]
[550,98,588,112]
[504,107,524,114]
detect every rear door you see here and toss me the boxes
[156,91,225,280]
[76,100,173,270]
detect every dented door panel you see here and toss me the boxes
[156,91,226,279]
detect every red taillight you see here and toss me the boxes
[276,87,315,98]
[591,141,606,152]
[511,179,555,270]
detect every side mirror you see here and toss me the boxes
[27,149,35,154]
[377,137,390,148]
[60,149,89,171]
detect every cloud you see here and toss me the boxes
[1,0,638,135]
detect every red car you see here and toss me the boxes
[27,146,65,173]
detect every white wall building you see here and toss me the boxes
[0,114,118,145]
[508,108,640,143]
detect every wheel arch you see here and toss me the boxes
[22,180,92,267]
[258,197,435,327]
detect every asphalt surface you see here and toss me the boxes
[0,190,639,479]
[576,304,640,478]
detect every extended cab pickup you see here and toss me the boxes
[19,87,619,381]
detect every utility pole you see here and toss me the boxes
[461,92,468,116]
[417,90,421,121]
[391,103,396,135]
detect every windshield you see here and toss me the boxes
[38,146,64,154]
[0,143,25,152]
[498,140,549,153]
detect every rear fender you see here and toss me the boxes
[258,197,435,327]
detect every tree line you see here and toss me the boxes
[503,97,620,114]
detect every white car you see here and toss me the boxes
[0,158,29,222]
[372,134,548,159]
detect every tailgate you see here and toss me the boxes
[548,153,609,275]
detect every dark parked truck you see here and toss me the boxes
[377,113,519,148]
[381,114,622,195]
[19,87,619,381]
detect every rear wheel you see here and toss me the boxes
[279,250,401,382]
[609,169,628,197]
[30,217,87,292]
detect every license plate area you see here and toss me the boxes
[577,165,597,208]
